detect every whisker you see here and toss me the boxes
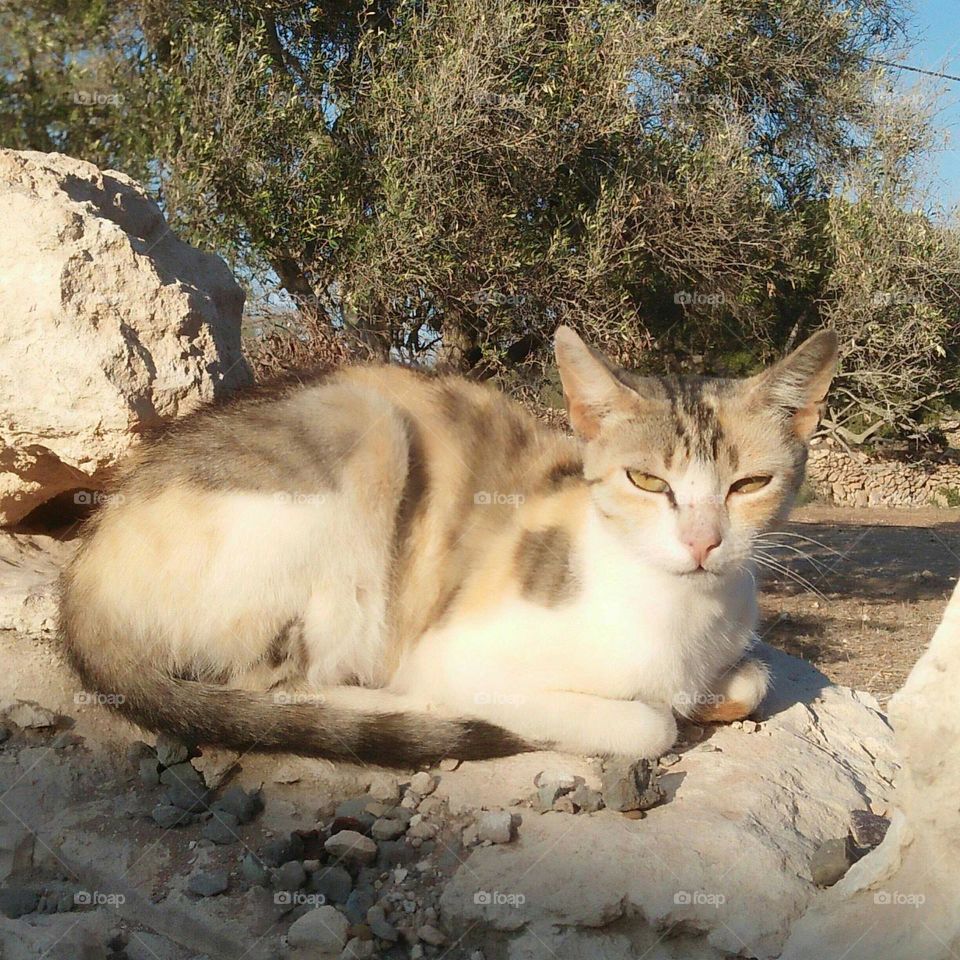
[754,553,830,601]
[758,530,843,556]
[751,540,833,575]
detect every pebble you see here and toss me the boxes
[0,887,39,918]
[274,860,307,891]
[849,809,890,849]
[368,775,402,805]
[241,853,269,887]
[408,772,437,797]
[160,763,209,812]
[151,804,193,829]
[155,734,191,768]
[202,811,240,845]
[371,818,407,842]
[417,924,447,946]
[567,783,603,813]
[438,758,460,771]
[139,757,161,787]
[406,820,438,841]
[741,720,759,733]
[187,870,229,897]
[366,904,399,941]
[811,837,854,887]
[476,810,514,844]
[309,864,353,904]
[2,700,57,729]
[325,830,378,865]
[601,759,664,812]
[212,786,262,824]
[262,833,305,867]
[343,887,376,924]
[659,753,681,767]
[287,905,349,952]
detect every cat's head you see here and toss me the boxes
[555,326,837,577]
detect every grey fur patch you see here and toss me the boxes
[266,618,307,671]
[514,526,578,606]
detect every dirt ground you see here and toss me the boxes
[760,504,960,704]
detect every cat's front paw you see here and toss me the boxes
[689,657,769,723]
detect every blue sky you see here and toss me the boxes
[908,0,960,207]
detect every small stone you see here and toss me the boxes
[274,860,307,891]
[438,758,460,771]
[400,796,417,810]
[811,837,855,887]
[212,786,262,824]
[201,811,240,845]
[368,775,401,804]
[342,938,377,959]
[553,796,577,815]
[0,886,39,918]
[371,818,407,842]
[417,924,447,946]
[418,796,445,817]
[408,772,437,797]
[325,830,378,865]
[187,870,228,897]
[151,804,193,829]
[476,810,513,844]
[622,809,646,820]
[601,759,664,812]
[287,905,349,952]
[139,757,161,787]
[262,833,305,867]
[461,824,479,847]
[241,853,269,887]
[406,820,437,840]
[2,700,56,729]
[343,887,376,925]
[303,859,321,873]
[567,784,603,813]
[741,720,759,733]
[366,904,398,941]
[659,753,681,767]
[849,810,890,849]
[155,733,191,768]
[193,749,240,790]
[160,762,209,812]
[309,865,353,904]
[537,783,563,811]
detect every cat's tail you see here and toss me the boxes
[64,643,530,767]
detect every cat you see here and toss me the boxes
[60,326,837,766]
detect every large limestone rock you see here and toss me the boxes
[780,579,960,960]
[437,645,899,959]
[0,149,251,525]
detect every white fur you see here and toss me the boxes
[391,499,761,757]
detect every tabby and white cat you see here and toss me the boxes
[60,327,837,766]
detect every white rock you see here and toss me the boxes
[409,771,437,796]
[440,645,897,958]
[781,580,960,960]
[476,810,514,845]
[368,773,401,804]
[324,830,377,865]
[0,149,250,524]
[287,905,349,953]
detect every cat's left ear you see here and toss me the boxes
[748,330,839,440]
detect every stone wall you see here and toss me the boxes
[806,445,960,508]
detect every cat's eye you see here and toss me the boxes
[729,475,772,495]
[626,470,670,494]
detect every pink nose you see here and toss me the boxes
[684,534,722,568]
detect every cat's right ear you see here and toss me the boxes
[554,326,633,439]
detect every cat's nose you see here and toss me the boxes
[684,533,722,568]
